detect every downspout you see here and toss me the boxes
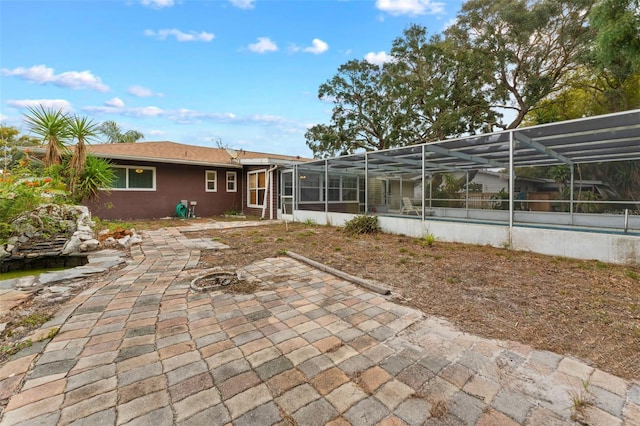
[261,165,278,219]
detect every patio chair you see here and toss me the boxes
[400,197,421,215]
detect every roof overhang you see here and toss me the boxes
[88,152,244,169]
[239,158,309,167]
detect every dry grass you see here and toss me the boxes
[194,221,640,381]
[429,399,449,418]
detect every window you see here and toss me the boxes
[111,166,155,190]
[298,172,358,203]
[328,176,341,202]
[205,170,217,192]
[342,176,358,201]
[328,175,358,201]
[299,172,322,202]
[226,171,237,192]
[248,170,267,207]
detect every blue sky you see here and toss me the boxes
[1,0,465,157]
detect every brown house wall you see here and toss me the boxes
[84,160,244,220]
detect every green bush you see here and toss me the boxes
[0,159,70,243]
[344,215,380,235]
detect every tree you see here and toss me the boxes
[68,115,100,193]
[20,105,118,203]
[590,0,640,81]
[587,0,640,111]
[305,59,407,158]
[98,120,144,143]
[0,125,37,171]
[445,0,594,129]
[387,25,500,142]
[23,106,70,167]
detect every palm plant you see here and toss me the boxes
[67,115,100,193]
[74,155,116,202]
[98,120,144,143]
[23,106,70,167]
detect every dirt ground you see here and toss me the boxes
[1,218,639,383]
[190,220,640,382]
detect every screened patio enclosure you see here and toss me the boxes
[284,109,640,263]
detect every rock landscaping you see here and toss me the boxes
[1,204,141,273]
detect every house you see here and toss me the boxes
[84,141,308,220]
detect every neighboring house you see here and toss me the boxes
[84,141,308,220]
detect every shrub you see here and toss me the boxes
[344,215,380,235]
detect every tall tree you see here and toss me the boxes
[446,0,594,129]
[590,0,640,80]
[23,106,70,167]
[587,0,640,111]
[98,120,144,143]
[305,59,406,157]
[388,25,500,142]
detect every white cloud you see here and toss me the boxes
[247,114,287,125]
[1,65,109,92]
[144,29,215,42]
[133,106,165,117]
[7,99,73,111]
[169,109,237,124]
[303,39,329,55]
[83,105,164,117]
[141,0,174,8]
[375,0,445,16]
[248,37,278,53]
[147,129,167,136]
[364,51,395,66]
[82,103,293,128]
[442,17,457,30]
[229,0,254,9]
[128,85,163,98]
[105,97,125,107]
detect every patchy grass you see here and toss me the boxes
[196,221,640,381]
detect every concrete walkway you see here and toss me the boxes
[1,222,639,425]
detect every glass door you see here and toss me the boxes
[280,169,294,220]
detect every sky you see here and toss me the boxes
[0,0,465,157]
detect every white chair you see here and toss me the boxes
[400,197,421,215]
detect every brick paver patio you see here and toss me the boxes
[1,222,638,425]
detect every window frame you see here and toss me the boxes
[299,171,323,202]
[111,166,156,191]
[205,170,218,192]
[247,169,267,208]
[226,171,237,192]
[298,172,359,203]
